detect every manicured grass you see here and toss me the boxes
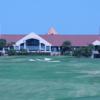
[0,56,100,100]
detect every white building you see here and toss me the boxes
[14,32,52,52]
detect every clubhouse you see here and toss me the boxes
[1,27,100,54]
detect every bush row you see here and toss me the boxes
[72,47,92,57]
[7,49,50,56]
[7,46,93,57]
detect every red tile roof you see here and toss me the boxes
[0,34,25,43]
[0,34,100,46]
[41,34,100,46]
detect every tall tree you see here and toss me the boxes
[61,40,72,55]
[0,39,6,50]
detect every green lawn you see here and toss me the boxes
[0,56,100,100]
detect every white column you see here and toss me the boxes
[19,46,20,50]
[24,41,26,49]
[2,48,5,54]
[39,43,41,51]
[13,45,16,50]
[59,47,60,52]
[49,46,52,52]
[44,45,46,52]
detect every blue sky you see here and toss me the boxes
[0,0,100,34]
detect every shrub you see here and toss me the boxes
[73,46,92,57]
[16,49,28,55]
[81,47,92,57]
[72,48,82,57]
[8,49,16,56]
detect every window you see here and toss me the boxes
[46,46,50,51]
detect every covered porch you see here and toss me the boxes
[14,32,52,52]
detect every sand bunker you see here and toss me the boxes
[29,57,60,62]
[44,58,51,61]
[29,59,36,62]
[48,60,60,62]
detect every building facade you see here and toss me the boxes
[1,27,100,55]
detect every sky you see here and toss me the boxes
[0,0,100,34]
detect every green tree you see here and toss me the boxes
[0,39,6,50]
[61,40,72,55]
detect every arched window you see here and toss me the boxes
[26,39,40,51]
[26,39,39,46]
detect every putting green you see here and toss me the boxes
[0,56,100,100]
